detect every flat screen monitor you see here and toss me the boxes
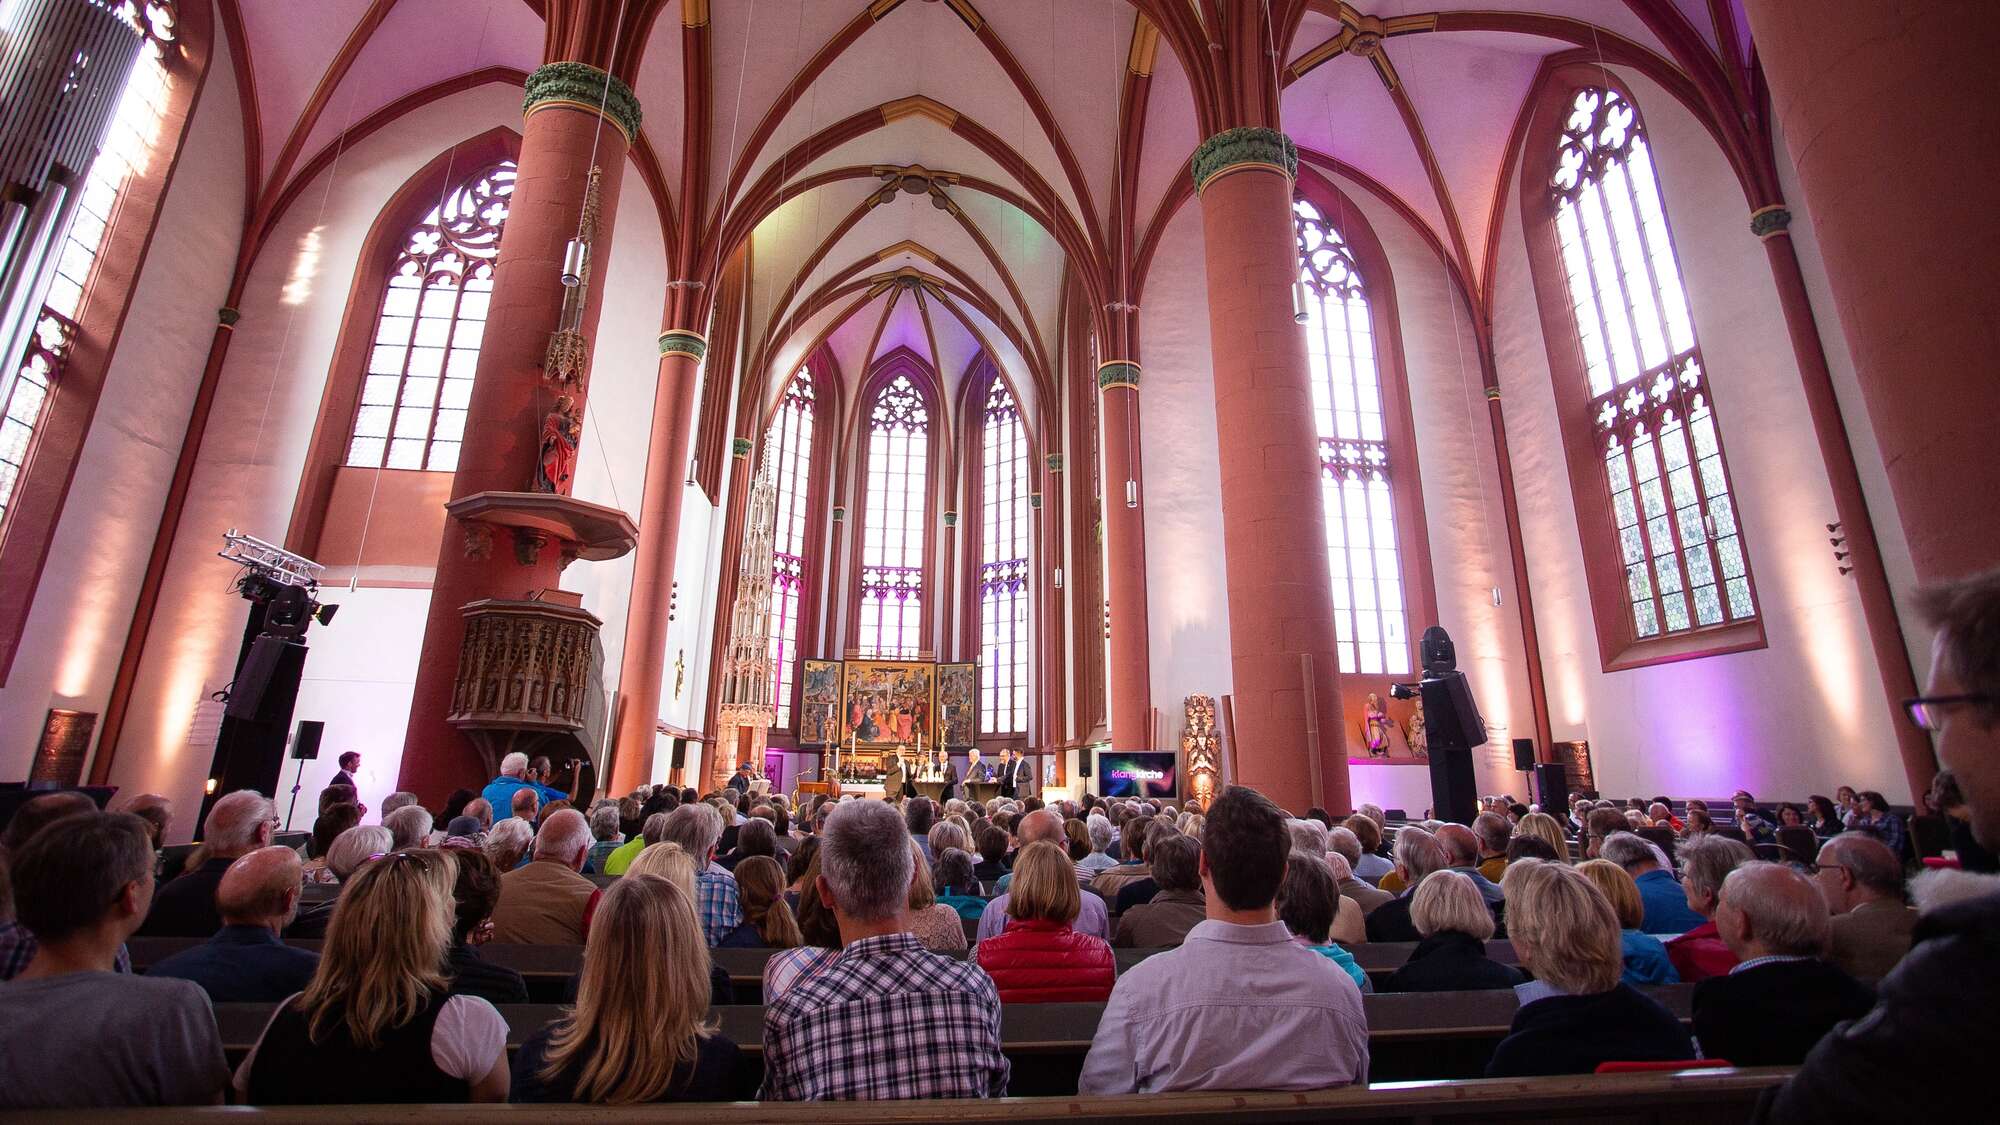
[1098,751,1178,798]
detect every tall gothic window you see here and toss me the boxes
[857,373,928,659]
[764,369,815,726]
[1550,87,1754,638]
[979,379,1029,734]
[1,1,178,529]
[344,160,515,473]
[1295,197,1409,676]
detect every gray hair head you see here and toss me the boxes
[661,803,724,867]
[1357,803,1386,827]
[1393,825,1450,882]
[382,805,432,851]
[381,791,421,816]
[1722,861,1830,957]
[327,824,393,881]
[1288,818,1330,857]
[821,800,914,922]
[500,752,529,778]
[1599,831,1665,873]
[1472,812,1512,854]
[588,803,622,841]
[1681,833,1755,898]
[1326,826,1362,866]
[533,808,592,863]
[203,790,275,856]
[1086,813,1113,851]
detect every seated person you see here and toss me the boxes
[976,841,1115,1003]
[932,848,988,921]
[582,804,624,874]
[1114,834,1206,948]
[1365,825,1450,943]
[513,876,753,1102]
[1577,859,1679,986]
[1277,852,1371,992]
[302,803,361,884]
[1383,869,1525,993]
[760,801,1008,1099]
[1691,862,1875,1067]
[601,811,671,876]
[384,805,434,851]
[1079,786,1368,1093]
[905,840,969,954]
[0,812,228,1108]
[440,847,528,1005]
[236,850,509,1103]
[1599,831,1705,934]
[715,856,802,948]
[971,825,1012,889]
[146,846,320,1002]
[0,791,109,979]
[1344,814,1394,884]
[659,805,743,947]
[1665,835,1756,981]
[1486,860,1694,1076]
[490,809,600,945]
[979,811,1109,941]
[484,752,565,821]
[1326,827,1393,915]
[483,818,534,873]
[1814,833,1918,980]
[1434,824,1506,905]
[138,790,276,937]
[1087,815,1156,902]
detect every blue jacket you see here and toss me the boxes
[1618,928,1681,986]
[1635,868,1707,934]
[483,775,567,819]
[145,924,319,1002]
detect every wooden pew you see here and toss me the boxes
[208,986,1697,1089]
[0,1068,1795,1123]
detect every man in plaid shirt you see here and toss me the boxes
[762,800,1009,1100]
[660,802,743,945]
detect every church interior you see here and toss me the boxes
[0,0,1991,836]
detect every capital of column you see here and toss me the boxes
[658,330,708,360]
[731,437,752,458]
[1046,453,1064,473]
[525,62,643,143]
[1191,127,1298,196]
[1750,204,1793,240]
[1097,360,1140,392]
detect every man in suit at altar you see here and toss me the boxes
[882,752,907,802]
[997,749,1034,800]
[964,748,994,785]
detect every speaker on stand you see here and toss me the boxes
[1512,738,1536,773]
[1534,761,1570,820]
[283,720,324,832]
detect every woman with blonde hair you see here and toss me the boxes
[1383,869,1523,993]
[1512,812,1570,862]
[975,840,1115,1002]
[513,876,750,1103]
[1486,860,1693,1076]
[625,841,697,899]
[716,855,801,948]
[237,850,509,1103]
[906,838,969,953]
[761,849,840,1005]
[1577,859,1679,986]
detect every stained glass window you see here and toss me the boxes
[1295,197,1409,675]
[1550,87,1755,638]
[979,379,1030,734]
[344,160,515,473]
[1,2,178,530]
[857,373,928,659]
[764,368,815,726]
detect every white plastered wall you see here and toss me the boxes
[1488,67,1913,802]
[0,24,247,791]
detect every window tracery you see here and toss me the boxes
[979,379,1029,735]
[857,373,929,659]
[764,369,815,726]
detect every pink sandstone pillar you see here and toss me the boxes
[1743,0,2000,582]
[1192,128,1350,814]
[397,64,635,800]
[1097,363,1153,749]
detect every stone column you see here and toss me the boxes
[1743,0,2000,581]
[396,64,638,799]
[1192,127,1349,814]
[1097,362,1153,749]
[608,333,706,793]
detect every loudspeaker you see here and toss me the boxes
[291,720,324,760]
[1535,762,1569,817]
[1512,738,1535,771]
[669,738,687,770]
[1078,752,1091,778]
[225,636,308,722]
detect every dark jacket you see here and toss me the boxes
[137,858,233,937]
[1485,983,1695,1076]
[511,1025,752,1102]
[1383,930,1525,993]
[1365,892,1423,943]
[1692,957,1872,1067]
[974,918,1115,1003]
[1767,889,2000,1120]
[145,924,319,1002]
[1113,877,1160,915]
[446,943,529,1005]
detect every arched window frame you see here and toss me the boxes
[1518,68,1766,670]
[957,355,1034,744]
[288,128,522,565]
[761,364,821,729]
[844,349,943,661]
[1292,167,1440,725]
[0,0,212,683]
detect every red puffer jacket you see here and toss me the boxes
[975,918,1116,1003]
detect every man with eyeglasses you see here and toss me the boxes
[1770,568,2000,1119]
[136,791,276,938]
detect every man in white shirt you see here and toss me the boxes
[1079,786,1368,1094]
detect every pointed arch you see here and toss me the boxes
[844,348,945,660]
